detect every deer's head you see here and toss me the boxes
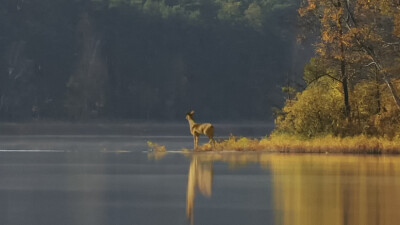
[186,110,195,120]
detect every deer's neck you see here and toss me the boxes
[188,119,197,133]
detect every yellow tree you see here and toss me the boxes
[299,0,354,119]
[300,0,400,110]
[348,0,400,109]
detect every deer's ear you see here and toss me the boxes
[190,110,195,115]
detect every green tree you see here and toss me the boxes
[217,0,242,23]
[275,77,345,137]
[244,2,263,30]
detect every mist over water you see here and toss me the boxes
[0,122,274,151]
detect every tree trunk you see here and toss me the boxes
[383,75,400,109]
[375,68,381,114]
[340,43,351,119]
[342,75,351,118]
[338,9,351,120]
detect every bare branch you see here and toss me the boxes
[365,62,378,67]
[307,73,342,86]
[343,0,357,26]
[383,42,400,48]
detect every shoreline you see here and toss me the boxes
[182,135,400,155]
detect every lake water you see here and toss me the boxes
[0,123,400,225]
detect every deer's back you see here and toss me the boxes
[192,123,213,136]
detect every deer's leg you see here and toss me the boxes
[193,134,199,149]
[206,126,215,148]
[207,133,215,148]
[195,134,199,149]
[209,137,215,148]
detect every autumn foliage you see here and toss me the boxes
[276,0,400,138]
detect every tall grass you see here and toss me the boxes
[194,134,400,154]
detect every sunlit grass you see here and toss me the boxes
[193,134,400,154]
[147,141,166,152]
[147,141,167,160]
[147,135,400,154]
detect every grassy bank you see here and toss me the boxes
[181,135,400,154]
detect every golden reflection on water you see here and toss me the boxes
[270,155,400,225]
[186,156,213,225]
[184,153,400,225]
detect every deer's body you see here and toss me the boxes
[186,111,215,149]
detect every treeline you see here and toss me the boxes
[0,0,301,121]
[275,0,400,138]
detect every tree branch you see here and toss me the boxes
[343,0,357,26]
[307,73,342,86]
[365,61,378,68]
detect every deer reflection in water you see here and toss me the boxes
[186,156,213,225]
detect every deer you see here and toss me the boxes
[185,110,215,149]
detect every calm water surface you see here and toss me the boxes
[0,125,399,225]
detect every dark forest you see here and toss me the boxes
[0,0,307,121]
